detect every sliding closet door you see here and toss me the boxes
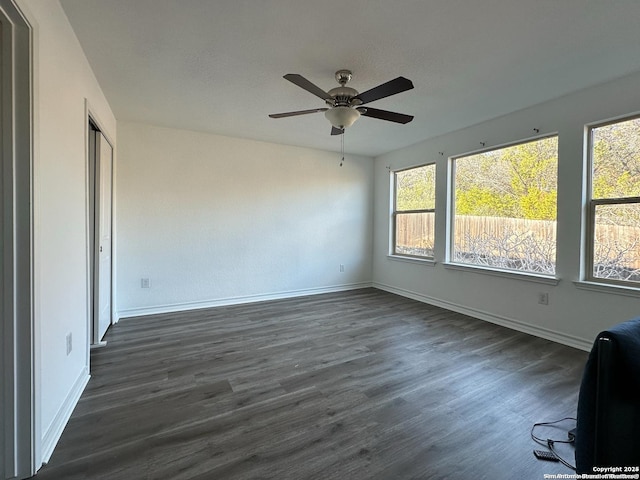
[94,131,113,342]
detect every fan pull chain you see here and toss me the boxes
[340,130,345,167]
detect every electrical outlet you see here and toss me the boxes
[340,264,345,273]
[66,333,72,355]
[141,278,151,288]
[538,293,549,305]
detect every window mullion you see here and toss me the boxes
[396,208,435,215]
[592,197,640,206]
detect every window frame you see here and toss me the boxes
[391,163,436,260]
[585,114,640,287]
[448,134,559,276]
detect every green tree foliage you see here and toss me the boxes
[592,117,640,199]
[455,136,558,220]
[455,187,516,216]
[396,164,435,211]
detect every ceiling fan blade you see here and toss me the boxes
[354,77,414,105]
[331,126,344,136]
[358,107,414,124]
[269,108,328,119]
[284,74,334,101]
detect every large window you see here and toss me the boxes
[587,116,640,285]
[393,164,436,258]
[451,136,558,275]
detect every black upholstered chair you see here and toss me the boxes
[575,317,640,472]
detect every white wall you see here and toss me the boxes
[21,0,116,464]
[116,122,373,317]
[373,71,640,351]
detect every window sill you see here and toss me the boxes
[443,262,560,285]
[573,280,640,298]
[387,255,436,267]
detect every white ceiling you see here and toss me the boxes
[60,0,640,157]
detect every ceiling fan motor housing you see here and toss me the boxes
[327,86,360,106]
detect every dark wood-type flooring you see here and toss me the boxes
[34,288,588,479]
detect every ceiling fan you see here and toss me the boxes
[269,70,414,135]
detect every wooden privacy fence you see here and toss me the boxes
[454,215,556,245]
[396,214,640,268]
[395,213,436,249]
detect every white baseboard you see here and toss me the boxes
[41,368,90,465]
[116,282,373,320]
[373,282,592,352]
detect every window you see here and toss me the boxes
[587,116,640,285]
[392,164,436,258]
[451,136,558,275]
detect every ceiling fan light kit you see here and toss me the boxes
[269,69,414,135]
[325,105,360,129]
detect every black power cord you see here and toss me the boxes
[531,417,577,470]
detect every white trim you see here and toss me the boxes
[573,280,640,298]
[0,1,35,478]
[40,368,90,465]
[584,110,640,130]
[387,255,436,266]
[373,282,592,352]
[117,282,373,320]
[450,131,559,161]
[110,122,118,326]
[389,160,437,174]
[443,262,560,285]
